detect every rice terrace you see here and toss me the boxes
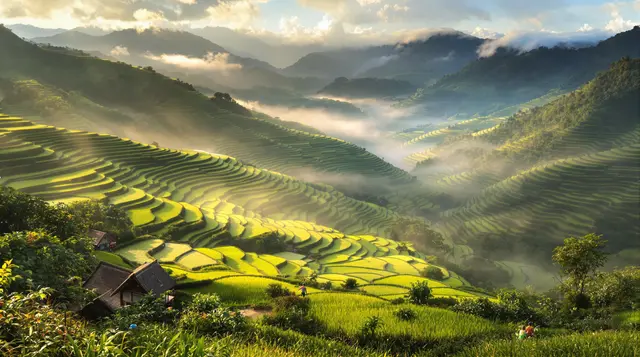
[0,4,639,357]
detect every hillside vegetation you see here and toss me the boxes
[412,58,640,283]
[0,25,429,206]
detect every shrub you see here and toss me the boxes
[179,307,247,336]
[425,297,459,308]
[186,293,222,313]
[422,266,445,281]
[394,307,417,321]
[263,295,321,334]
[320,281,333,290]
[266,283,294,298]
[342,278,359,290]
[111,293,179,330]
[406,281,432,305]
[272,295,310,314]
[358,316,383,343]
[390,297,405,305]
[452,298,502,320]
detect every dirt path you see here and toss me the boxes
[240,308,272,319]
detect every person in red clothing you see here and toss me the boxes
[525,322,535,338]
[298,284,307,297]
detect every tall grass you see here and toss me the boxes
[454,331,640,357]
[309,293,510,354]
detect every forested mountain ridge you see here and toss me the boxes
[283,32,484,86]
[31,28,324,91]
[403,27,640,117]
[413,58,640,286]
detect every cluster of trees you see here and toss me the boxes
[0,186,135,305]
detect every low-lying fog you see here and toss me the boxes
[237,95,447,170]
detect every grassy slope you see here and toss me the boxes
[411,59,640,287]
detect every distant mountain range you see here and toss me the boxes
[283,32,484,87]
[31,28,326,92]
[403,26,640,117]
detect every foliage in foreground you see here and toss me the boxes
[455,331,640,357]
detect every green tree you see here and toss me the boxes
[406,281,432,305]
[0,231,96,304]
[553,233,608,307]
[390,218,448,255]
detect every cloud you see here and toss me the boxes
[133,9,166,22]
[470,27,504,39]
[0,0,265,24]
[477,29,617,57]
[205,0,268,28]
[110,45,130,56]
[297,0,491,26]
[604,2,639,32]
[145,52,243,71]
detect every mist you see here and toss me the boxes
[236,95,442,170]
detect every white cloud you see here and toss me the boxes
[577,23,594,32]
[133,9,165,22]
[176,0,197,4]
[477,29,614,57]
[146,52,243,71]
[470,27,503,39]
[205,0,268,28]
[603,3,639,32]
[110,45,130,56]
[376,4,409,22]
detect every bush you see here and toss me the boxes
[272,295,310,313]
[263,295,321,334]
[358,316,383,343]
[266,283,294,298]
[342,278,359,290]
[186,293,222,313]
[422,266,445,280]
[111,293,179,330]
[425,297,459,308]
[179,307,247,336]
[394,307,417,321]
[390,297,405,305]
[320,281,333,290]
[406,281,432,305]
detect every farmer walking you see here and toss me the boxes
[298,284,307,297]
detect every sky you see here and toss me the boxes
[1,0,639,46]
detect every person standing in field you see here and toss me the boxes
[298,284,307,297]
[517,326,527,340]
[525,322,535,338]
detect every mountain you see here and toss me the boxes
[0,25,420,205]
[318,77,417,99]
[412,58,640,286]
[191,27,324,68]
[403,27,640,117]
[6,24,67,39]
[283,32,484,86]
[32,28,325,92]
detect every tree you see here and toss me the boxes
[553,233,608,307]
[390,218,448,256]
[421,266,445,281]
[406,281,431,305]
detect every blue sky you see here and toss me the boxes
[1,0,638,45]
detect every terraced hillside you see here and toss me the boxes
[411,59,640,285]
[0,25,422,202]
[0,115,407,238]
[0,113,482,298]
